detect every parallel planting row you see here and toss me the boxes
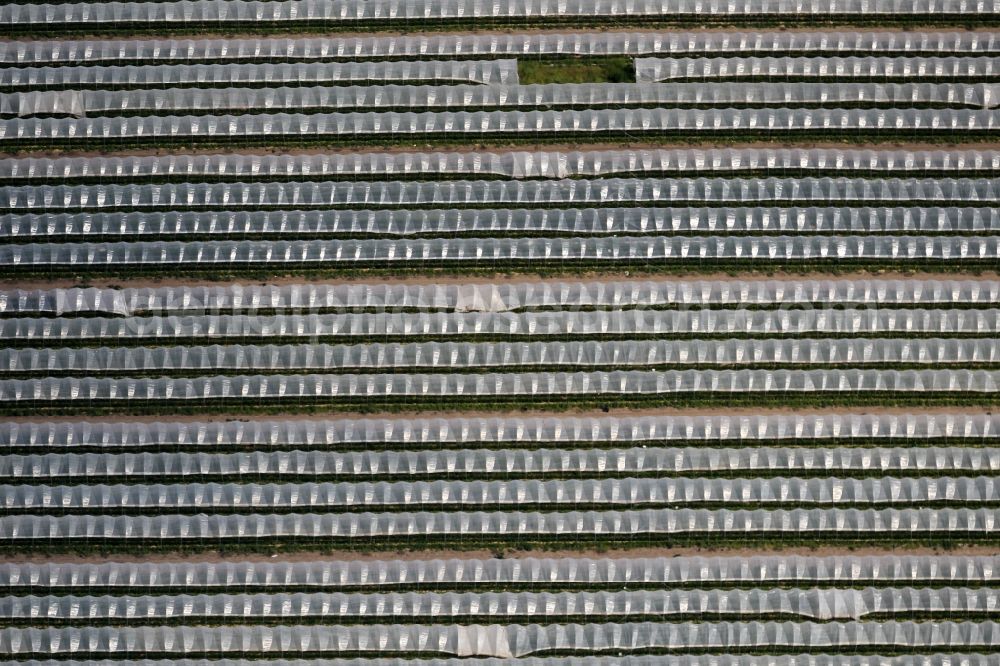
[4,151,1000,274]
[0,555,999,658]
[3,0,999,34]
[2,278,1000,412]
[3,12,1000,664]
[2,29,999,278]
[0,413,998,549]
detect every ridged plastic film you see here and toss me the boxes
[5,279,999,316]
[2,308,997,342]
[1,509,996,542]
[2,658,999,666]
[1,587,996,622]
[5,447,997,480]
[3,338,997,374]
[3,555,998,593]
[5,658,1000,666]
[8,178,999,211]
[634,56,1000,82]
[4,82,994,118]
[7,207,1000,240]
[2,620,1000,657]
[4,31,998,65]
[3,149,1000,183]
[0,60,518,90]
[2,477,996,511]
[2,0,996,27]
[5,413,997,451]
[4,237,999,268]
[2,109,997,144]
[2,370,999,405]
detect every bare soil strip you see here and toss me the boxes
[3,269,997,291]
[7,544,997,566]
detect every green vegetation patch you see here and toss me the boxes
[518,57,635,85]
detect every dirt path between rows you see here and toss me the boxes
[6,543,997,565]
[2,404,992,425]
[3,269,997,291]
[11,140,1000,161]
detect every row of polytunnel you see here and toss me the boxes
[2,587,998,622]
[4,554,996,590]
[3,17,998,665]
[4,31,999,65]
[4,278,998,316]
[4,339,1000,374]
[3,109,1000,143]
[1,0,995,26]
[3,621,1000,658]
[0,60,519,90]
[2,370,1000,404]
[6,446,998,479]
[4,237,1000,267]
[9,207,1000,240]
[0,656,993,666]
[4,9,1000,664]
[3,477,998,511]
[3,412,995,450]
[9,178,1000,209]
[1,57,994,90]
[10,82,997,118]
[3,148,1000,182]
[5,309,999,342]
[1,508,997,541]
[633,57,1000,82]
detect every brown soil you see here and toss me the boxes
[2,405,993,425]
[11,140,1000,161]
[2,269,997,291]
[6,543,997,566]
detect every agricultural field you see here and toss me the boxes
[2,0,1000,662]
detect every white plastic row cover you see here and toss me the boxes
[4,237,999,267]
[8,178,998,210]
[634,57,1000,82]
[2,0,996,26]
[4,309,998,341]
[5,644,976,666]
[0,60,518,90]
[3,109,999,142]
[9,83,998,118]
[2,587,995,622]
[0,659,996,666]
[4,554,996,591]
[4,31,998,65]
[2,370,1000,404]
[3,622,1000,658]
[3,477,997,511]
[3,149,1000,182]
[8,207,1000,241]
[5,339,998,374]
[1,658,997,666]
[1,509,997,541]
[3,412,995,450]
[6,447,997,479]
[4,279,998,317]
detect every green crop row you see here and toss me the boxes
[1,534,995,558]
[2,392,999,417]
[4,129,1000,152]
[4,258,999,282]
